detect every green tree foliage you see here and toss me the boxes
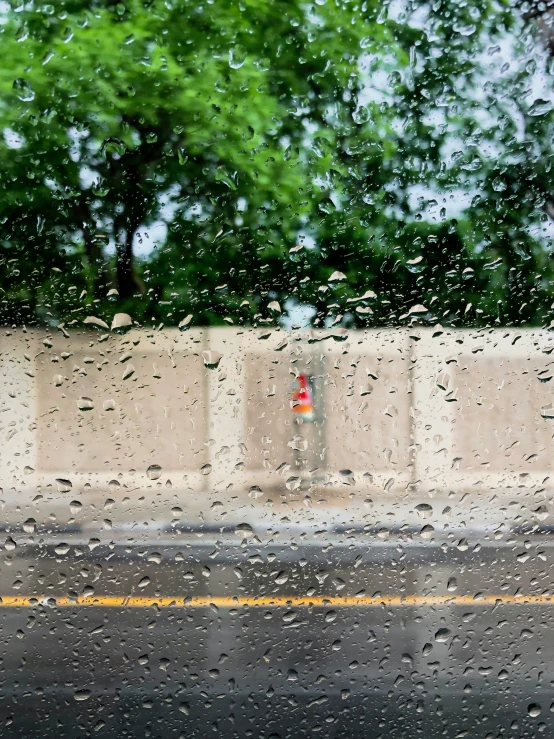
[0,0,553,328]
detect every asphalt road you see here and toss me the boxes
[0,532,553,737]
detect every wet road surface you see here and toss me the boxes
[0,532,553,737]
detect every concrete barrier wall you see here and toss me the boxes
[2,326,554,522]
[412,329,554,492]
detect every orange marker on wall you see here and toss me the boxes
[292,374,315,421]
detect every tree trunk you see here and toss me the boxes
[83,229,113,299]
[522,3,554,54]
[78,196,113,299]
[116,221,145,300]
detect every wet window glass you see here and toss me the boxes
[2,0,554,735]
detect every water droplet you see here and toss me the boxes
[202,350,223,369]
[352,106,370,124]
[55,478,72,492]
[146,464,162,481]
[288,435,308,452]
[328,271,346,282]
[200,463,212,476]
[408,304,429,315]
[54,543,69,556]
[420,524,435,539]
[434,628,451,642]
[4,537,16,551]
[111,312,132,330]
[23,518,36,534]
[447,577,458,592]
[339,469,355,485]
[138,576,150,589]
[529,99,552,116]
[100,138,126,157]
[415,503,433,518]
[285,476,301,491]
[534,505,549,520]
[74,689,91,701]
[83,316,110,330]
[178,314,193,331]
[70,500,82,515]
[229,44,247,69]
[541,404,554,419]
[122,365,135,380]
[528,703,542,717]
[77,397,94,411]
[13,78,35,102]
[235,523,254,539]
[312,136,332,158]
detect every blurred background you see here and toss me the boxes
[3,0,554,736]
[2,0,554,331]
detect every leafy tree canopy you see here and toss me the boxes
[0,0,553,328]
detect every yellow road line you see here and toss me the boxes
[0,594,552,608]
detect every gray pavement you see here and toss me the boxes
[0,532,552,736]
